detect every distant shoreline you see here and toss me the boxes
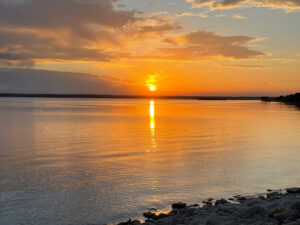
[0,93,261,100]
[261,93,300,106]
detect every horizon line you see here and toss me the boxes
[0,93,264,100]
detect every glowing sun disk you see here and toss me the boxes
[149,85,156,92]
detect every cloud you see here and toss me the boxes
[128,16,181,34]
[148,11,170,17]
[187,0,300,11]
[157,30,264,60]
[0,0,136,30]
[0,28,114,65]
[232,14,247,19]
[215,14,227,17]
[175,12,194,17]
[0,0,266,67]
[0,68,131,94]
[220,64,265,68]
[0,0,180,66]
[173,12,208,18]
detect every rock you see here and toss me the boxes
[205,213,221,225]
[187,204,199,208]
[291,201,300,211]
[118,219,133,225]
[287,209,300,222]
[156,213,168,220]
[267,192,282,199]
[274,209,300,224]
[203,198,214,205]
[118,222,128,225]
[203,202,212,207]
[236,196,246,201]
[143,212,156,219]
[149,207,157,211]
[187,207,199,216]
[190,218,205,225]
[172,202,187,209]
[267,204,286,218]
[215,199,228,206]
[287,188,300,194]
[240,205,265,218]
[131,220,141,225]
[244,198,262,206]
[171,208,189,216]
[283,218,300,225]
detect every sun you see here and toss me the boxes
[149,84,156,92]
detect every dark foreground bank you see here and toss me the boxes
[116,188,300,225]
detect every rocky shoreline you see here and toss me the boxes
[116,188,300,225]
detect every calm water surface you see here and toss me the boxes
[0,98,300,225]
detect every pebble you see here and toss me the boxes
[287,188,300,194]
[172,202,187,209]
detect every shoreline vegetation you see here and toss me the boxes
[261,93,300,106]
[0,93,261,100]
[116,188,300,225]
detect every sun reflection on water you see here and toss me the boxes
[149,100,157,151]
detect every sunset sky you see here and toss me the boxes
[0,0,300,96]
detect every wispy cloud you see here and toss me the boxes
[175,12,209,17]
[215,14,226,18]
[187,0,300,11]
[232,14,246,19]
[175,12,194,17]
[220,64,265,69]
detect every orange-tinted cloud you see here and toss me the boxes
[188,0,300,10]
[0,0,264,69]
[0,0,181,66]
[143,31,264,60]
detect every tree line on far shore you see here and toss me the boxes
[261,93,300,105]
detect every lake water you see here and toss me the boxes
[1,98,300,225]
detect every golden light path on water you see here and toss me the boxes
[149,100,157,152]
